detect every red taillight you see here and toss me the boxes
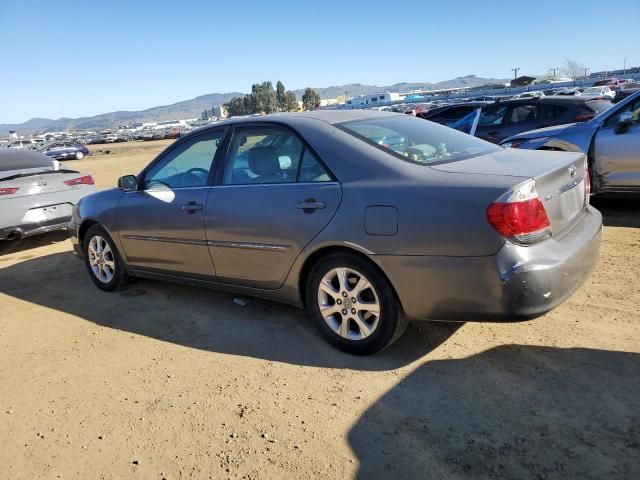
[585,161,591,203]
[64,175,94,186]
[0,187,19,195]
[574,115,595,122]
[487,180,551,244]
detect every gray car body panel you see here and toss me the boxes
[501,91,640,193]
[70,111,601,322]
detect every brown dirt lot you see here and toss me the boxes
[1,142,639,480]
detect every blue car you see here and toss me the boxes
[40,142,90,161]
[500,91,640,195]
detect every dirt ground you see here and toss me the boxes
[1,141,638,480]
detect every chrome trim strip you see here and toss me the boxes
[207,240,291,252]
[213,182,339,189]
[559,176,584,194]
[122,235,208,246]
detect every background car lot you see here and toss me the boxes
[0,140,638,479]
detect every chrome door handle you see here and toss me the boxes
[181,202,204,212]
[296,200,326,210]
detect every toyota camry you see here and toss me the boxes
[70,110,602,355]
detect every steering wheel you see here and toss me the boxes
[186,167,209,177]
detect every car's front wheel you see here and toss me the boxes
[83,225,128,291]
[305,253,408,355]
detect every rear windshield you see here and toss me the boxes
[584,100,613,114]
[338,115,500,165]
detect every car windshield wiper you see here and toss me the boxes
[0,169,78,182]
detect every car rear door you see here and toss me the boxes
[593,97,640,190]
[117,128,227,278]
[205,124,341,289]
[474,104,510,143]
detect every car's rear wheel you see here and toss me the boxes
[305,253,408,355]
[83,225,128,291]
[75,151,84,160]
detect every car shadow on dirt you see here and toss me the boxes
[591,197,640,228]
[0,230,70,256]
[0,251,461,370]
[349,345,640,480]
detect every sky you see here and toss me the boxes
[1,0,638,124]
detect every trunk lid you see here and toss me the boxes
[430,149,588,237]
[0,168,84,198]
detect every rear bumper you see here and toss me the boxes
[376,205,602,322]
[0,216,71,240]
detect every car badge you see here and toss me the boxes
[568,165,577,178]
[37,181,47,187]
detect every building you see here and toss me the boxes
[213,105,228,119]
[510,76,536,87]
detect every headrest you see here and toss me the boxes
[248,146,281,176]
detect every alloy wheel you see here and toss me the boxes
[317,267,380,340]
[87,235,115,284]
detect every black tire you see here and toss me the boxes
[305,252,408,355]
[83,225,128,291]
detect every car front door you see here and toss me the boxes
[593,97,640,191]
[117,129,227,278]
[205,124,341,289]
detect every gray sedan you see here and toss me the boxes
[70,110,601,355]
[0,149,96,240]
[501,90,640,194]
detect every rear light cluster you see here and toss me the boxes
[584,158,591,204]
[0,187,19,195]
[64,175,94,186]
[487,179,551,245]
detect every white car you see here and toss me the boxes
[581,86,615,100]
[512,91,545,99]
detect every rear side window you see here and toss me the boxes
[339,115,500,165]
[538,104,568,120]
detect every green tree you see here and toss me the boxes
[302,87,321,110]
[251,81,278,114]
[284,90,298,111]
[223,97,247,117]
[276,81,287,111]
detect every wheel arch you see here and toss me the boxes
[296,245,399,309]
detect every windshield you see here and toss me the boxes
[582,87,601,94]
[339,114,499,165]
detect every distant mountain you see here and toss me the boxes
[2,75,508,134]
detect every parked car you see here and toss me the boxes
[39,142,90,160]
[554,87,582,96]
[417,102,494,126]
[4,139,38,149]
[581,86,616,100]
[449,97,613,143]
[593,77,622,90]
[512,91,545,99]
[0,149,96,240]
[500,91,640,195]
[614,82,640,103]
[70,110,601,355]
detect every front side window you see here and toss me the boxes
[340,114,500,165]
[222,126,332,185]
[478,105,508,127]
[144,130,225,189]
[604,99,640,128]
[509,105,538,123]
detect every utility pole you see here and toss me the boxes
[583,67,589,78]
[551,68,558,78]
[511,67,519,80]
[623,58,626,75]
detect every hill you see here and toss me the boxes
[1,76,507,134]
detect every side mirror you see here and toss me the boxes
[614,110,634,134]
[117,174,138,191]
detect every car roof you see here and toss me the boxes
[0,148,53,172]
